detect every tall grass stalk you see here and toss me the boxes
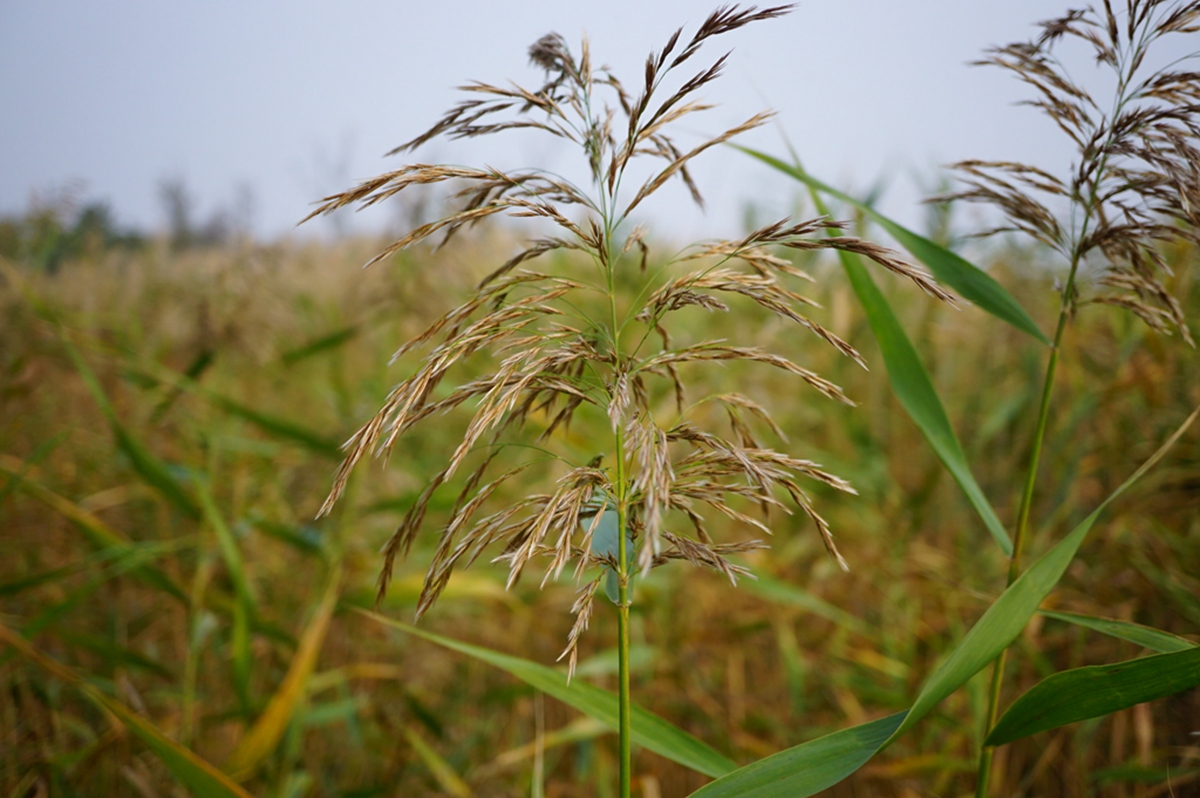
[948,3,1200,794]
[304,5,949,792]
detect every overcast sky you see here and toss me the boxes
[1,1,1095,242]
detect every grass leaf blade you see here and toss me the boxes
[224,566,342,779]
[737,146,1049,344]
[403,724,473,797]
[358,610,737,779]
[688,712,907,797]
[281,325,359,366]
[986,647,1200,745]
[1038,610,1198,653]
[802,177,1011,553]
[742,574,875,639]
[59,335,202,520]
[691,404,1198,795]
[889,403,1199,742]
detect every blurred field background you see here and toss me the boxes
[1,196,1198,798]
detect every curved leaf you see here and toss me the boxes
[404,724,473,797]
[987,647,1200,745]
[690,711,906,797]
[737,146,1049,344]
[60,334,201,520]
[889,403,1197,744]
[684,406,1197,796]
[1038,610,1198,653]
[803,177,1010,553]
[743,574,875,639]
[358,609,736,779]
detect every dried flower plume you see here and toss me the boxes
[307,4,949,670]
[941,0,1200,343]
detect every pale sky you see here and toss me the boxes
[1,1,1093,242]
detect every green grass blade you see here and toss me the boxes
[1038,610,1198,653]
[251,518,327,559]
[359,610,737,779]
[686,406,1197,796]
[60,335,202,520]
[0,467,190,604]
[194,482,255,605]
[151,348,216,421]
[0,545,153,598]
[231,599,254,715]
[803,181,1010,554]
[737,146,1049,344]
[281,325,359,366]
[986,647,1200,745]
[208,394,342,459]
[133,354,343,459]
[689,712,907,797]
[742,575,875,639]
[0,430,68,505]
[403,725,473,797]
[59,631,175,679]
[225,567,341,779]
[888,403,1198,743]
[0,621,252,798]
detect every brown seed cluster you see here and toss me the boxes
[939,0,1200,343]
[308,4,950,666]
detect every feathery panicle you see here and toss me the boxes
[307,5,946,651]
[940,0,1200,344]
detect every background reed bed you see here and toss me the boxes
[0,223,1196,796]
[3,2,1200,796]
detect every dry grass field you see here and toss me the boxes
[1,224,1197,796]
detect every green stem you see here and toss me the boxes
[975,250,1082,797]
[613,423,633,798]
[617,578,632,798]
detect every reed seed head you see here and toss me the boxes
[307,5,949,659]
[940,0,1200,344]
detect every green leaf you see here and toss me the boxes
[683,406,1197,796]
[359,610,736,779]
[60,335,201,520]
[1038,610,1198,653]
[403,725,473,798]
[742,575,875,639]
[194,482,256,607]
[58,632,175,679]
[0,621,252,798]
[690,712,907,797]
[0,430,67,505]
[801,176,1010,554]
[151,348,216,421]
[737,146,1049,344]
[986,647,1200,745]
[281,325,359,366]
[225,567,341,779]
[888,404,1197,744]
[0,467,190,604]
[208,394,342,459]
[131,352,342,458]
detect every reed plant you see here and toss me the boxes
[738,0,1200,795]
[942,4,1200,794]
[304,5,957,795]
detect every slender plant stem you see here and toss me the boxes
[617,577,632,798]
[974,250,1082,797]
[606,204,633,797]
[613,423,633,798]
